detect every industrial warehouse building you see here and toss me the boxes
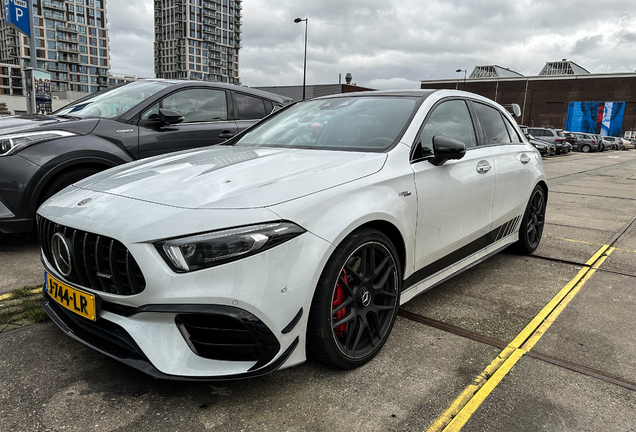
[420,61,636,137]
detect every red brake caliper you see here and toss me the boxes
[332,270,348,338]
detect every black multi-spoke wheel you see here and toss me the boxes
[512,185,546,255]
[307,229,401,369]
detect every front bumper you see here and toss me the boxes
[37,217,333,379]
[0,155,42,234]
[40,289,300,381]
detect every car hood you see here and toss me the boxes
[0,114,98,136]
[76,146,387,209]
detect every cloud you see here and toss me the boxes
[107,0,636,89]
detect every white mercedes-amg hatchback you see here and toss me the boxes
[37,90,547,380]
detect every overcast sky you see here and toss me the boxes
[108,0,636,90]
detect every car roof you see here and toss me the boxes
[137,79,293,104]
[314,89,439,100]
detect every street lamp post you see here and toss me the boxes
[456,69,467,90]
[294,17,308,100]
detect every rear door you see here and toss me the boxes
[232,92,274,133]
[137,87,239,159]
[471,101,537,232]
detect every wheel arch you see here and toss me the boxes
[28,157,119,215]
[536,179,548,203]
[353,220,407,277]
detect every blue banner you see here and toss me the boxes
[3,0,31,37]
[565,101,625,136]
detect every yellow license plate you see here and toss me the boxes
[46,272,96,321]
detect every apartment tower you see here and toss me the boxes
[154,0,241,84]
[0,0,110,95]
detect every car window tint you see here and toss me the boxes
[419,100,477,156]
[235,93,266,120]
[503,118,523,143]
[264,100,274,114]
[162,89,228,123]
[473,102,511,145]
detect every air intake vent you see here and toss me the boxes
[38,216,146,296]
[176,314,260,361]
[175,311,281,370]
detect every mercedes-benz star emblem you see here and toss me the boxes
[360,290,371,307]
[51,233,72,277]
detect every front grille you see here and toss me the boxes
[38,216,146,296]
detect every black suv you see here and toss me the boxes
[0,79,292,234]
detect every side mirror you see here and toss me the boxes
[428,136,466,166]
[159,108,184,126]
[501,103,522,117]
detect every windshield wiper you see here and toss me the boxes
[55,114,81,120]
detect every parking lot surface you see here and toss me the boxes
[2,151,636,431]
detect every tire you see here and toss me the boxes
[39,167,102,206]
[581,144,591,153]
[512,185,546,255]
[307,228,402,369]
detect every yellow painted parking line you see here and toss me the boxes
[613,247,636,254]
[585,244,610,266]
[543,236,604,247]
[443,348,526,431]
[427,244,613,432]
[521,248,613,352]
[0,287,41,301]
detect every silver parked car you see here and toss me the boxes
[527,127,569,154]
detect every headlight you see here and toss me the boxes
[155,222,306,272]
[0,130,76,156]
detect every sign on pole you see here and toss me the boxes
[3,0,31,37]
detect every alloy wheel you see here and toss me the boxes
[330,242,398,359]
[526,189,545,249]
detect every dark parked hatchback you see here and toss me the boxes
[0,79,292,234]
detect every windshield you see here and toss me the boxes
[235,96,419,152]
[55,80,174,119]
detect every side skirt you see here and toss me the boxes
[400,231,519,305]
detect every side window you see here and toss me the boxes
[418,99,477,157]
[140,102,159,120]
[503,118,522,143]
[264,100,274,114]
[473,102,511,145]
[161,89,228,123]
[234,93,266,120]
[530,129,543,137]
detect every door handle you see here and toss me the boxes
[219,130,236,139]
[476,161,491,173]
[520,154,531,164]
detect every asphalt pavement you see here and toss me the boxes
[1,150,636,431]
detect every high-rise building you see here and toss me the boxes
[154,0,241,84]
[0,0,110,95]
